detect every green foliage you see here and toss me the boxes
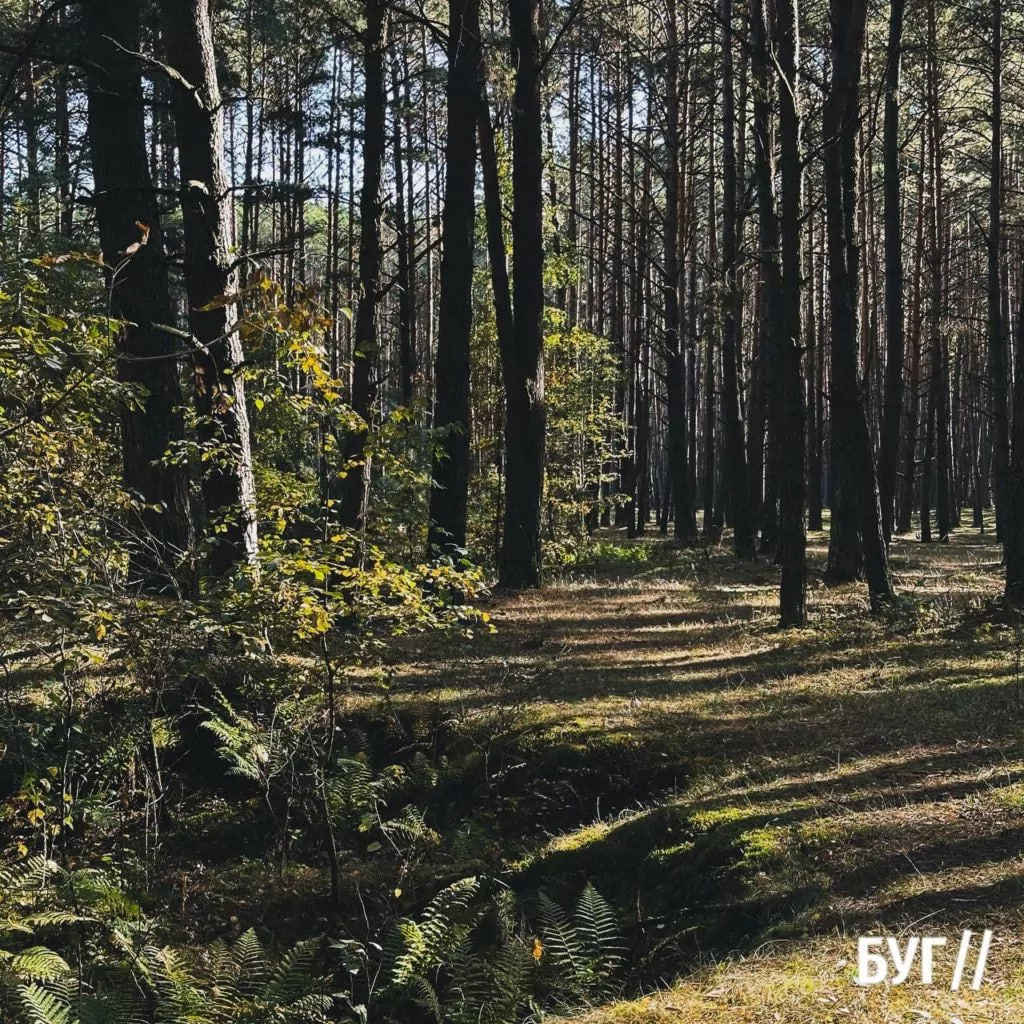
[1,915,334,1024]
[0,251,621,1024]
[466,299,625,573]
[383,878,624,1023]
[543,313,627,567]
[535,883,625,1003]
[0,260,133,593]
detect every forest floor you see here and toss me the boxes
[384,515,1024,1023]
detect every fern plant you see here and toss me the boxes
[534,883,625,1005]
[0,926,337,1024]
[381,877,623,1024]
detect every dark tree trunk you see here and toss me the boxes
[340,0,388,530]
[720,0,756,559]
[478,102,515,383]
[897,142,926,535]
[806,209,823,531]
[703,138,718,537]
[774,0,807,626]
[1007,323,1024,599]
[988,0,1010,542]
[925,0,950,544]
[391,56,415,408]
[921,345,935,543]
[428,0,480,558]
[160,0,257,577]
[877,0,905,544]
[498,0,546,588]
[1005,0,1024,598]
[84,0,192,590]
[749,0,779,557]
[822,0,894,605]
[665,0,697,543]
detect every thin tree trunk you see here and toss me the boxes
[988,0,1010,542]
[391,54,415,407]
[340,0,388,530]
[877,0,905,543]
[750,0,780,555]
[665,0,696,542]
[720,0,755,559]
[774,0,806,626]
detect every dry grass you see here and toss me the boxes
[388,514,1024,1022]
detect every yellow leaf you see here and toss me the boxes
[26,808,45,825]
[95,622,107,640]
[393,887,402,899]
[532,938,543,962]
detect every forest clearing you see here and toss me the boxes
[391,523,1024,1023]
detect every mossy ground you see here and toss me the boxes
[386,512,1024,1021]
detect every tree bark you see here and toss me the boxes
[664,0,697,543]
[160,0,258,578]
[720,0,756,559]
[774,0,807,626]
[84,0,192,590]
[988,0,1010,543]
[822,0,894,605]
[877,0,905,544]
[750,0,780,556]
[496,0,546,588]
[428,0,480,558]
[340,0,388,530]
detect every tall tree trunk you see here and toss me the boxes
[925,0,950,543]
[84,0,192,589]
[664,0,696,542]
[160,0,257,577]
[822,0,895,605]
[391,55,415,408]
[988,0,1010,542]
[921,335,935,543]
[478,101,515,382]
[340,0,388,530]
[1006,308,1024,599]
[774,0,807,626]
[806,207,823,531]
[750,0,780,555]
[897,143,926,534]
[428,0,480,558]
[720,0,755,559]
[498,0,546,587]
[877,0,905,544]
[703,117,718,537]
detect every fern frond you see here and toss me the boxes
[6,947,71,983]
[405,974,442,1023]
[573,883,624,971]
[264,937,319,1003]
[536,890,584,979]
[17,981,73,1024]
[231,928,268,996]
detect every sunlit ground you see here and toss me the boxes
[388,511,1024,1022]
